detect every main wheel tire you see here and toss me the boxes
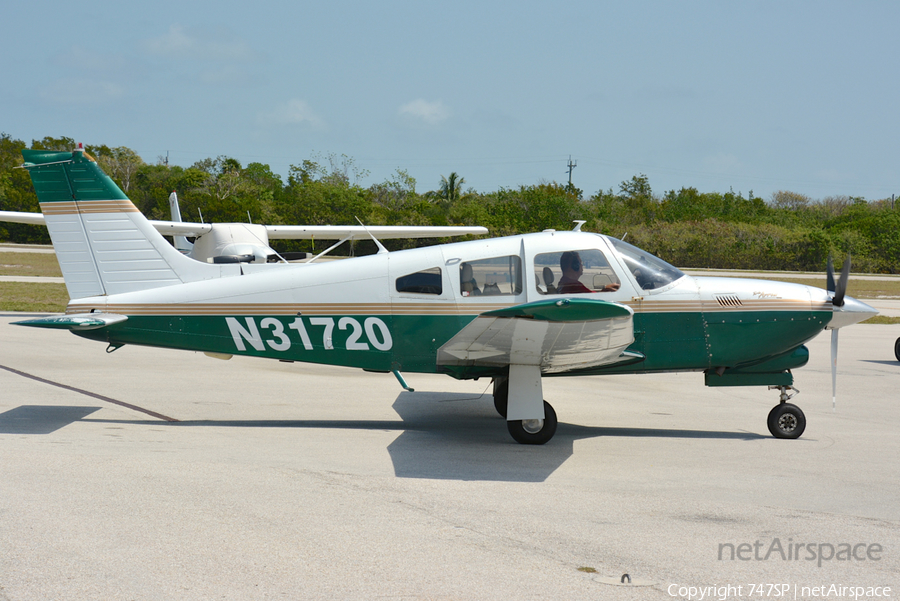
[507,401,557,445]
[767,403,806,439]
[894,337,900,362]
[493,379,508,418]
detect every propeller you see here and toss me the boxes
[826,254,851,411]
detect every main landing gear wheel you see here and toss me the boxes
[894,337,900,362]
[507,401,557,445]
[767,403,806,439]
[493,379,508,418]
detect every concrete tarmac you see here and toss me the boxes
[0,315,898,600]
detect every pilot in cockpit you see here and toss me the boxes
[557,251,620,294]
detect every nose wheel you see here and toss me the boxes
[894,337,900,362]
[767,403,806,439]
[766,386,806,439]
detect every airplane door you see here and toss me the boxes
[387,247,453,373]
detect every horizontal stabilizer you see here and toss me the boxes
[13,313,127,330]
[437,298,635,374]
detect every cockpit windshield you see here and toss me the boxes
[608,237,685,291]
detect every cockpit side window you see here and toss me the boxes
[396,267,442,295]
[460,255,522,297]
[535,249,620,294]
[608,237,685,291]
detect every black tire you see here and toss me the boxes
[767,403,806,439]
[493,379,508,418]
[894,337,900,362]
[507,401,558,445]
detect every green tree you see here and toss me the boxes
[96,146,145,193]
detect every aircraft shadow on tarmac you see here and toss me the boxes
[0,405,100,434]
[385,391,764,482]
[9,390,767,482]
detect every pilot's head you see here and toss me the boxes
[560,251,583,277]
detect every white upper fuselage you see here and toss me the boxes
[66,230,874,331]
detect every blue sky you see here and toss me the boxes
[3,1,898,201]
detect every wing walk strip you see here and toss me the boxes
[0,364,179,422]
[65,299,831,317]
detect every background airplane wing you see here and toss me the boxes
[437,298,639,374]
[0,211,216,237]
[0,210,46,226]
[1,212,486,241]
[264,225,488,240]
[147,220,213,236]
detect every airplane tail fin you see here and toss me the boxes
[22,146,215,299]
[167,190,194,254]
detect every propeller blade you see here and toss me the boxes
[833,254,851,308]
[831,328,839,412]
[826,256,836,293]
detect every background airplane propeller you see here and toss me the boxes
[827,254,851,411]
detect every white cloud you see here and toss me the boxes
[257,99,325,129]
[143,24,257,62]
[54,44,126,72]
[399,99,450,125]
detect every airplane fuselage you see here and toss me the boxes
[65,231,837,388]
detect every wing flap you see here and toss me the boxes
[437,298,636,374]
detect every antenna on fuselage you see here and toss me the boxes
[572,220,586,231]
[355,217,388,254]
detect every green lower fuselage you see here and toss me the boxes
[72,302,830,387]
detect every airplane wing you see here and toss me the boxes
[147,220,213,236]
[0,210,216,236]
[0,211,486,240]
[437,297,641,374]
[263,225,488,240]
[0,210,46,226]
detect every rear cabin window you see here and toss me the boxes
[535,249,620,294]
[459,256,522,297]
[396,267,442,295]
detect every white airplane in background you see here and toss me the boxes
[0,190,488,265]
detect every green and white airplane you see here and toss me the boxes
[12,146,877,444]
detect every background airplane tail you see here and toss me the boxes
[167,190,195,254]
[22,146,213,299]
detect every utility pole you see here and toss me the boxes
[566,155,577,186]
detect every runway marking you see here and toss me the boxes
[0,364,179,422]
